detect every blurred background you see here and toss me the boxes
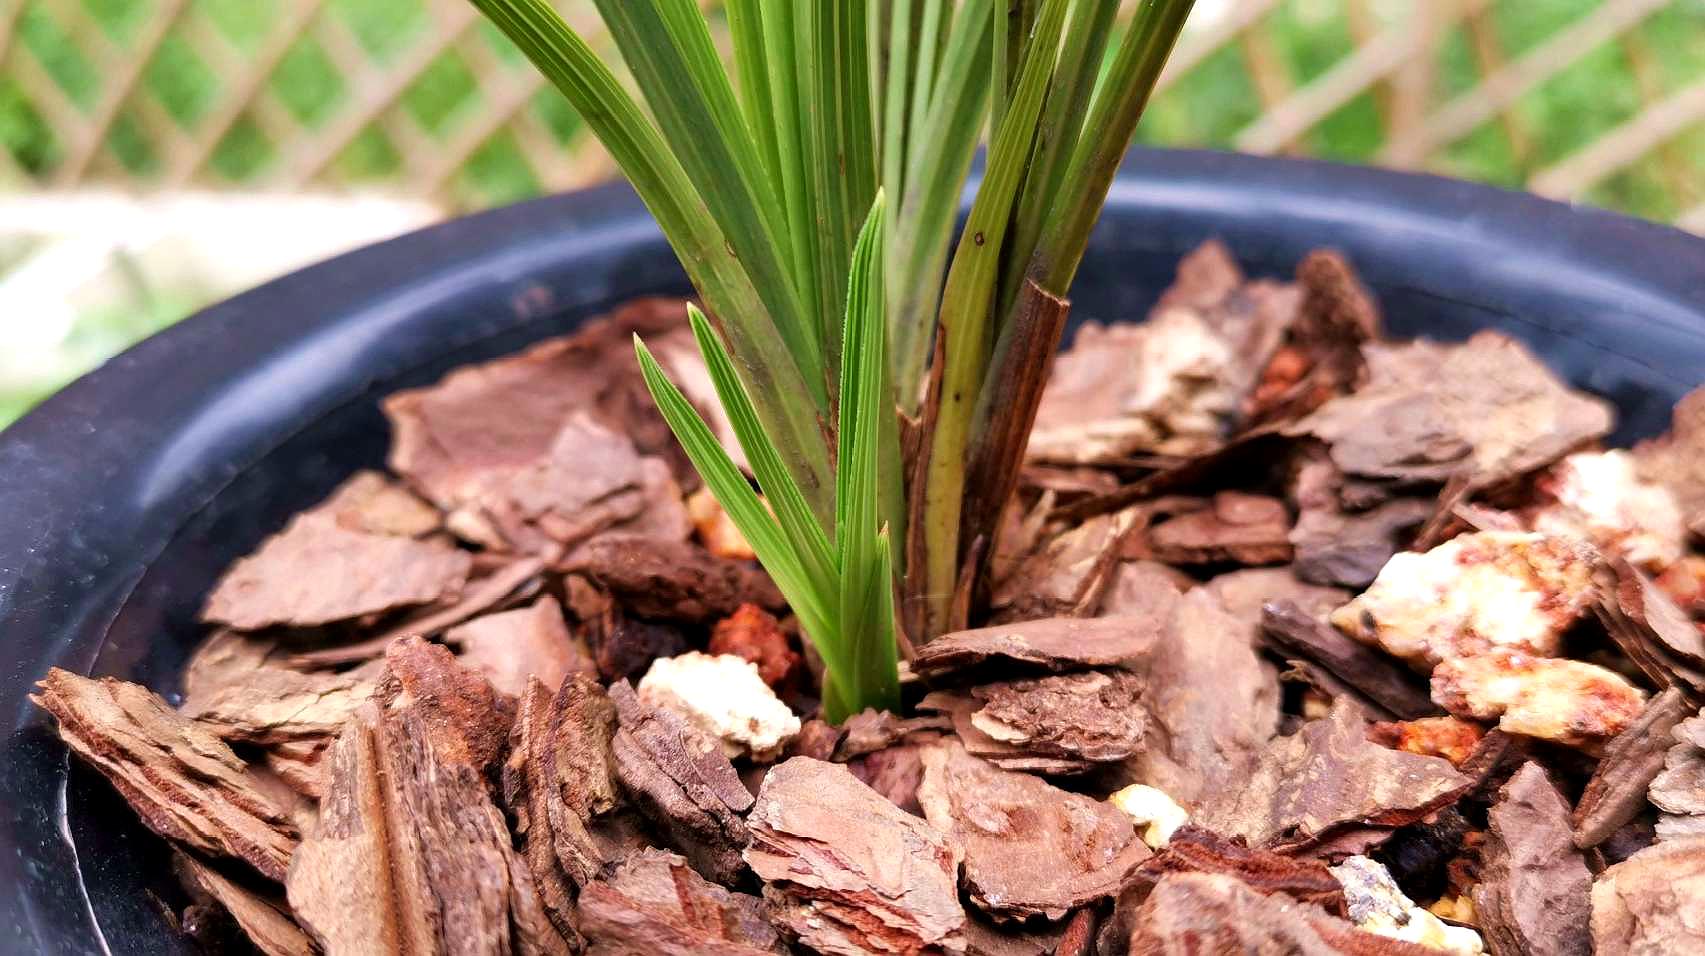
[3,0,1705,427]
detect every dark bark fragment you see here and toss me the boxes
[263,736,332,800]
[447,595,595,699]
[377,636,512,776]
[1596,558,1705,695]
[176,854,315,956]
[918,740,1149,921]
[1288,331,1613,489]
[1194,698,1471,849]
[835,708,953,760]
[1573,687,1691,847]
[503,675,652,946]
[589,610,692,684]
[918,688,1093,775]
[1369,807,1473,904]
[1146,491,1293,565]
[1118,588,1281,806]
[1028,240,1299,467]
[1241,249,1380,429]
[1262,601,1438,720]
[1476,762,1592,956]
[1651,710,1705,833]
[384,299,709,543]
[786,718,845,761]
[1293,495,1432,589]
[989,506,1141,623]
[502,682,580,945]
[182,630,378,744]
[32,669,297,882]
[1137,827,1349,920]
[1099,560,1200,616]
[958,913,1067,956]
[913,616,1164,682]
[845,736,940,815]
[202,509,472,631]
[286,698,571,955]
[532,675,650,894]
[1199,567,1348,636]
[577,848,782,955]
[320,469,443,538]
[608,681,751,884]
[744,757,966,955]
[1121,873,1435,955]
[564,535,784,623]
[962,670,1146,763]
[1053,428,1293,525]
[1051,910,1096,956]
[288,556,547,669]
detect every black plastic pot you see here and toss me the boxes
[3,148,1705,953]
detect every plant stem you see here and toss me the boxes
[909,0,1070,641]
[959,278,1068,595]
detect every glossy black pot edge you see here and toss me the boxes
[3,147,1704,953]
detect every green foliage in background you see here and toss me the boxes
[7,0,1705,433]
[6,0,1705,214]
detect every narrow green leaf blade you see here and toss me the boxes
[829,525,901,722]
[887,0,993,408]
[634,336,834,645]
[686,305,836,592]
[726,0,782,191]
[829,193,901,722]
[1034,0,1195,292]
[471,0,838,530]
[837,194,887,554]
[998,0,1120,320]
[796,0,879,386]
[593,0,824,401]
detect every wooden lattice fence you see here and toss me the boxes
[3,0,1705,227]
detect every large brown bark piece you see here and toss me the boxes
[745,757,966,955]
[917,740,1149,921]
[33,669,297,882]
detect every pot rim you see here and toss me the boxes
[3,146,1705,951]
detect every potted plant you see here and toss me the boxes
[5,1,1705,953]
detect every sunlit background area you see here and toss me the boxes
[4,0,1705,426]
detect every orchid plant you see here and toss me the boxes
[470,0,1194,720]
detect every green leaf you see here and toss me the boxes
[998,0,1121,321]
[725,0,782,191]
[634,336,834,648]
[914,0,1073,637]
[686,305,836,593]
[471,0,838,529]
[830,193,902,721]
[873,0,913,216]
[1034,0,1195,293]
[886,0,994,409]
[590,0,822,398]
[795,0,879,388]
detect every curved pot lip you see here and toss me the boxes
[1,146,1703,948]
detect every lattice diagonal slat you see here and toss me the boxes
[1,1,1703,230]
